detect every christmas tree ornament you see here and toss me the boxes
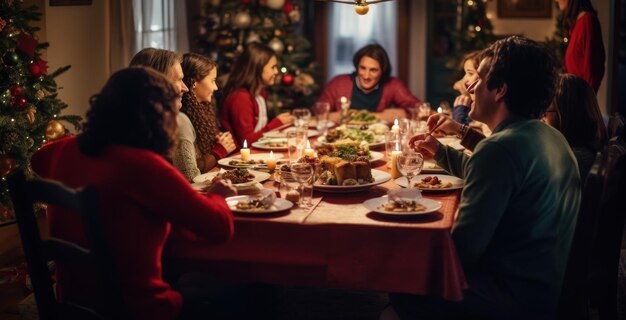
[45,120,66,141]
[28,63,42,77]
[26,106,36,125]
[209,0,220,5]
[0,155,14,177]
[17,33,37,57]
[233,11,251,29]
[281,73,294,86]
[283,1,294,14]
[266,0,285,10]
[32,58,48,76]
[274,29,282,37]
[35,89,45,100]
[25,137,34,148]
[241,0,251,4]
[0,17,6,32]
[9,84,22,96]
[3,51,19,66]
[262,17,274,28]
[246,31,261,43]
[216,32,236,48]
[11,95,27,110]
[287,45,294,53]
[288,9,301,23]
[355,3,369,15]
[268,37,285,55]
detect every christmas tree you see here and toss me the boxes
[197,0,320,118]
[0,1,80,222]
[543,12,568,69]
[452,0,495,65]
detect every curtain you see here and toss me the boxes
[327,2,398,80]
[108,0,136,73]
[131,0,189,53]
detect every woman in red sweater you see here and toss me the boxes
[219,42,294,146]
[31,67,236,320]
[556,0,605,93]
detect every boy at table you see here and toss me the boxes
[316,44,421,124]
[390,37,581,319]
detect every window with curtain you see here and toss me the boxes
[131,0,188,53]
[326,2,398,80]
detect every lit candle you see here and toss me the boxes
[266,151,277,171]
[391,118,400,133]
[240,139,250,162]
[304,140,315,158]
[390,142,403,179]
[437,106,443,113]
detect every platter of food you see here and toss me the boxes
[193,168,271,187]
[226,195,293,215]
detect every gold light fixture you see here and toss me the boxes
[315,0,394,16]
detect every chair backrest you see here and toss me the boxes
[7,169,127,320]
[590,143,626,319]
[607,113,624,145]
[558,152,605,320]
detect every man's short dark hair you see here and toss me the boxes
[482,36,557,119]
[352,44,392,84]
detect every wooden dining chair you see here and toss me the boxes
[7,169,127,320]
[589,143,626,320]
[558,152,604,320]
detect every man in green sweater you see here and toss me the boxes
[387,36,581,319]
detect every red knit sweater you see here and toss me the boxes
[30,136,234,320]
[565,12,605,93]
[220,88,284,146]
[316,74,421,112]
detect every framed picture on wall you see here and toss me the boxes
[50,0,92,6]
[497,0,552,18]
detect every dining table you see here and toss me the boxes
[163,131,468,301]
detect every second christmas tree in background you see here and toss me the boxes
[197,0,320,118]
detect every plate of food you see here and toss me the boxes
[193,168,271,186]
[422,160,447,173]
[315,126,385,149]
[263,128,320,139]
[363,196,442,216]
[436,136,464,151]
[226,195,293,215]
[342,110,379,126]
[252,138,288,151]
[217,153,284,169]
[395,174,464,192]
[314,169,391,193]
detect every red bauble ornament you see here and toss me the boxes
[9,84,22,96]
[281,73,294,86]
[241,0,252,3]
[11,95,27,110]
[17,33,37,57]
[29,63,42,77]
[0,155,14,177]
[283,1,294,14]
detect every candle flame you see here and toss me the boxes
[243,139,248,148]
[306,140,311,148]
[395,142,400,151]
[394,118,399,126]
[269,150,274,158]
[437,107,443,113]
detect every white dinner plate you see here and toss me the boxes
[422,160,447,174]
[226,195,293,215]
[263,128,320,138]
[315,136,386,149]
[436,136,464,151]
[217,153,284,169]
[363,196,442,216]
[314,169,391,193]
[252,138,288,151]
[193,169,271,186]
[395,174,464,192]
[369,151,384,162]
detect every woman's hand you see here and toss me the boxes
[426,113,462,136]
[217,131,236,154]
[276,112,294,125]
[205,177,237,198]
[408,134,440,160]
[453,94,472,108]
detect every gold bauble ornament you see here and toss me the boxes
[45,120,66,141]
[233,11,251,29]
[26,106,36,125]
[265,0,285,10]
[355,4,369,15]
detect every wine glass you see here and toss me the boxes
[397,152,424,189]
[290,163,314,207]
[292,108,312,128]
[313,102,331,134]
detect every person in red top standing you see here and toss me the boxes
[219,42,294,146]
[30,67,236,320]
[556,0,605,93]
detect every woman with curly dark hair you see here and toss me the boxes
[30,67,235,320]
[179,53,236,176]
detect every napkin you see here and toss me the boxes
[387,188,423,203]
